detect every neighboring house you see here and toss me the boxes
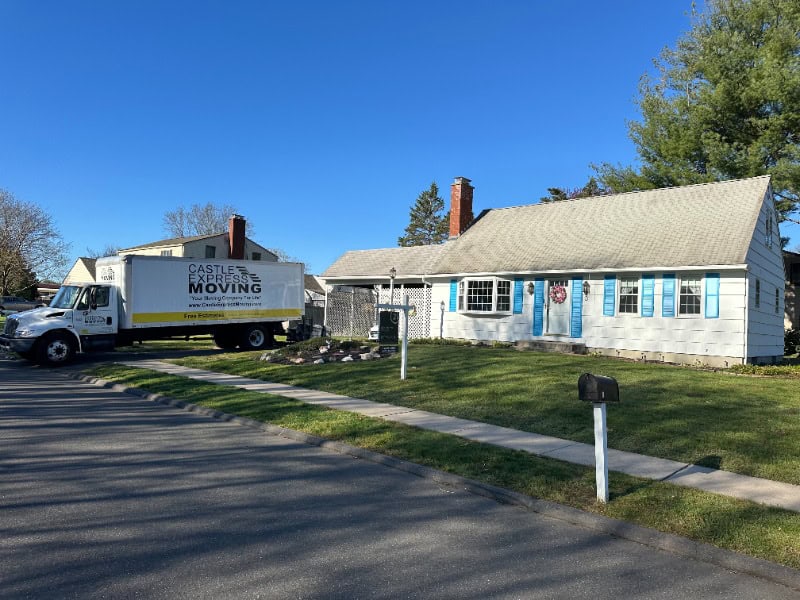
[784,250,800,330]
[117,215,278,261]
[63,257,97,285]
[64,215,277,284]
[323,176,785,367]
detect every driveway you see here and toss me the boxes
[1,356,796,599]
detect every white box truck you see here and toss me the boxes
[1,255,304,366]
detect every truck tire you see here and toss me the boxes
[240,324,273,350]
[37,332,76,366]
[213,328,240,350]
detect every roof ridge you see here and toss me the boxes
[489,175,772,213]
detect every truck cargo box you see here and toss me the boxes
[95,255,304,330]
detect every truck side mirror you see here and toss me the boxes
[578,373,619,403]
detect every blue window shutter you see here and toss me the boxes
[532,278,544,336]
[513,279,523,314]
[662,274,675,317]
[705,273,720,318]
[449,279,457,312]
[570,277,583,338]
[641,274,655,317]
[603,275,616,316]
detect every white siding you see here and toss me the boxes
[744,195,785,360]
[433,270,748,363]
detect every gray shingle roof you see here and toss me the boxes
[119,232,223,251]
[323,244,449,278]
[323,176,771,279]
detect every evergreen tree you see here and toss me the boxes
[398,182,450,246]
[594,0,800,223]
[540,177,608,203]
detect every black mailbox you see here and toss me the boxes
[578,373,620,403]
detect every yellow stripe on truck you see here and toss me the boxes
[132,308,303,324]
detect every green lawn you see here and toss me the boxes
[87,361,800,569]
[169,344,800,485]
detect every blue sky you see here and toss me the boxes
[3,1,793,276]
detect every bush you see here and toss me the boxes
[785,328,800,356]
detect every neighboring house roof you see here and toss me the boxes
[323,243,449,279]
[119,231,278,260]
[304,274,326,295]
[119,233,220,251]
[324,176,772,279]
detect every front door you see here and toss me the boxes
[546,279,570,335]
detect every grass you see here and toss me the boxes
[167,344,800,485]
[87,362,800,569]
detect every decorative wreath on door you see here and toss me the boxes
[549,284,567,304]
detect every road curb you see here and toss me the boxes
[69,371,800,593]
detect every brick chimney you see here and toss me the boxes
[228,214,246,259]
[449,177,474,239]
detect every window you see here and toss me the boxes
[755,278,761,308]
[496,280,511,312]
[160,249,172,257]
[93,286,110,308]
[457,278,513,313]
[205,245,216,258]
[775,287,780,314]
[679,276,701,315]
[618,277,638,313]
[252,252,261,261]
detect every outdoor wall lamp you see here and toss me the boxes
[527,282,535,295]
[583,280,591,298]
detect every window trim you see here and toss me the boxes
[617,276,639,315]
[677,274,703,317]
[456,277,514,315]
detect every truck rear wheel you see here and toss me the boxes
[213,328,240,350]
[240,324,273,350]
[37,332,76,366]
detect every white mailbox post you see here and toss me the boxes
[577,373,620,503]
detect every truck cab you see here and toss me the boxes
[0,283,118,365]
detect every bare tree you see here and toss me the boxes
[0,189,70,295]
[85,244,122,259]
[163,203,250,237]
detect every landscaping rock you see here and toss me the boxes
[319,346,329,354]
[313,358,325,365]
[291,357,306,365]
[360,353,373,361]
[341,355,354,362]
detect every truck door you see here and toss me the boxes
[74,285,117,336]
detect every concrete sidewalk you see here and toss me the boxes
[122,360,800,513]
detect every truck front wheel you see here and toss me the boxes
[37,332,76,366]
[240,324,273,350]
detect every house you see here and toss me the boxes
[116,214,277,261]
[323,176,785,367]
[63,215,277,283]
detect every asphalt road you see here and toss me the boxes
[1,355,797,599]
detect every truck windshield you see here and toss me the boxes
[50,286,83,309]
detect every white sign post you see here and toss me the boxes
[593,402,609,503]
[376,293,413,380]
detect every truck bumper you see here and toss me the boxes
[0,335,37,354]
